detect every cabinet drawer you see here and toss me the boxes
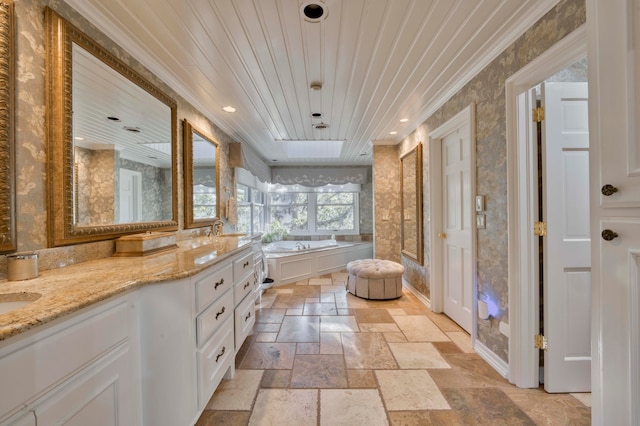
[233,250,254,280]
[234,292,256,351]
[194,263,233,313]
[197,319,234,409]
[196,290,234,347]
[234,271,257,307]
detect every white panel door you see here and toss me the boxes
[441,125,473,333]
[119,169,142,223]
[541,82,591,392]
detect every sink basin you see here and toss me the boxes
[0,292,41,315]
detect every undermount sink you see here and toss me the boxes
[0,292,41,315]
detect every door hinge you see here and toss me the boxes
[533,221,547,237]
[534,334,548,350]
[532,107,545,123]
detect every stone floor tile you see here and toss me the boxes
[571,393,592,407]
[426,311,466,332]
[383,332,408,342]
[196,410,250,426]
[320,332,343,354]
[274,288,294,294]
[443,387,536,425]
[320,389,388,426]
[446,331,474,353]
[387,308,406,316]
[309,278,332,285]
[303,302,338,316]
[256,308,286,323]
[253,323,281,333]
[354,308,395,323]
[277,315,320,342]
[271,295,306,309]
[248,389,318,426]
[359,323,401,333]
[393,315,449,342]
[255,332,278,342]
[321,285,348,293]
[296,342,320,354]
[432,341,464,354]
[290,354,348,388]
[342,332,398,369]
[260,369,291,388]
[206,370,263,410]
[337,308,354,315]
[387,410,463,426]
[502,387,591,425]
[347,369,377,388]
[388,342,451,369]
[239,342,297,369]
[286,308,303,315]
[320,315,359,332]
[320,293,336,303]
[291,286,320,298]
[376,370,449,411]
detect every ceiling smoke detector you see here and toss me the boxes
[313,122,329,130]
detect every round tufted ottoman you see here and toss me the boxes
[346,259,404,300]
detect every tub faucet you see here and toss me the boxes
[211,219,224,237]
[295,242,304,250]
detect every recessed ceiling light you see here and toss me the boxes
[389,131,398,135]
[400,118,409,123]
[222,106,236,113]
[301,2,327,22]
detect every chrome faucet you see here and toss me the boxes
[295,242,304,250]
[211,219,224,237]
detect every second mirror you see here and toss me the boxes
[183,120,220,228]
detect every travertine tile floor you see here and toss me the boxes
[196,271,591,425]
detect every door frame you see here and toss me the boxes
[428,103,477,341]
[505,25,587,387]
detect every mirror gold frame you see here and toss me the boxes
[183,119,220,229]
[45,8,178,246]
[0,0,15,253]
[400,143,423,264]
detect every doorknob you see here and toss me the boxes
[438,232,447,239]
[601,184,618,196]
[601,229,619,241]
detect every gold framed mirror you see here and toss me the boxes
[400,143,423,264]
[183,120,220,229]
[0,0,15,253]
[45,8,178,246]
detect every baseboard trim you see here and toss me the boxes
[474,339,509,379]
[402,279,431,310]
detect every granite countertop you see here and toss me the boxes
[0,236,254,342]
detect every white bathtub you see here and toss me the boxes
[263,240,373,286]
[263,239,339,253]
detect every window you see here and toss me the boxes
[267,184,359,235]
[193,184,216,219]
[236,183,265,234]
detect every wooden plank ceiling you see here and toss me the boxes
[66,0,560,166]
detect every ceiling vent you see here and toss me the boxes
[313,122,329,130]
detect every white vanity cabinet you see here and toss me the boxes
[0,293,141,426]
[232,249,257,352]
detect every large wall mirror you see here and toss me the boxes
[0,0,15,253]
[400,143,423,264]
[183,120,220,229]
[46,8,178,246]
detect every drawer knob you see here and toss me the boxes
[243,261,250,268]
[245,312,252,322]
[215,306,226,319]
[244,281,250,290]
[215,346,226,363]
[601,229,619,241]
[214,278,224,289]
[601,184,618,196]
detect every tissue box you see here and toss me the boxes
[114,232,178,257]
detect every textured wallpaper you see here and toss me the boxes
[373,145,400,262]
[393,0,586,361]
